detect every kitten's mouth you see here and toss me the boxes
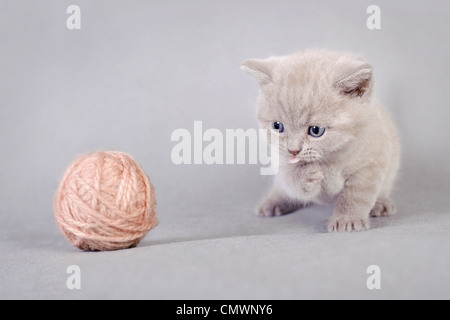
[289,156,302,164]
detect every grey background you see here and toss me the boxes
[1,0,449,299]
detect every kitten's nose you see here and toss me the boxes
[288,149,301,156]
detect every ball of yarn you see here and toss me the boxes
[55,151,158,251]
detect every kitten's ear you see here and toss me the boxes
[241,59,276,85]
[335,63,373,98]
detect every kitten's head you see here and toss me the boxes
[242,49,375,165]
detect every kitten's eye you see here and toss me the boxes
[272,121,285,133]
[308,126,326,137]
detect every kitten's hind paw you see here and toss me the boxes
[370,198,396,217]
[327,215,369,232]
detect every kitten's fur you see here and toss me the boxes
[242,49,400,232]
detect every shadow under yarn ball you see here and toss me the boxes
[54,151,158,251]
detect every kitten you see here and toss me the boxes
[241,49,400,232]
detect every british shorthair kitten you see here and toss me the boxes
[242,49,400,232]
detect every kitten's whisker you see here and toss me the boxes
[316,156,330,172]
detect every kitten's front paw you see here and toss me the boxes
[300,168,324,195]
[257,198,299,217]
[327,214,369,232]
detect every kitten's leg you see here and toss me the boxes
[370,197,396,217]
[297,165,324,201]
[328,167,383,232]
[257,188,304,217]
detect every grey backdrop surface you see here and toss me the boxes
[1,0,449,299]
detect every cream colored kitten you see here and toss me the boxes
[242,49,400,232]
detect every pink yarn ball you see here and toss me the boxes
[55,151,158,251]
